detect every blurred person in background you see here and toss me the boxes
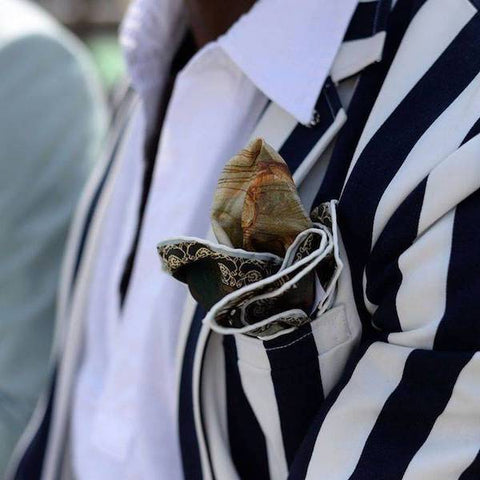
[0,0,107,475]
[8,0,480,480]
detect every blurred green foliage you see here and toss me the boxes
[86,33,125,90]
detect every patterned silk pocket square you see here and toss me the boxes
[157,139,342,338]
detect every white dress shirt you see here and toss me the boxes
[70,0,359,479]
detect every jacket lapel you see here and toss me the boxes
[337,0,480,330]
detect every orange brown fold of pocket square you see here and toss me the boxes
[157,138,341,338]
[211,138,312,256]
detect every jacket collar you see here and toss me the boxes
[120,0,392,126]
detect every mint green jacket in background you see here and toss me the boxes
[0,0,107,473]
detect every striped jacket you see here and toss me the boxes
[178,0,480,479]
[8,0,480,479]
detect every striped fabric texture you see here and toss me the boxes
[9,0,480,478]
[179,0,480,479]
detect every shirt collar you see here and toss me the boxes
[120,0,390,126]
[218,0,360,125]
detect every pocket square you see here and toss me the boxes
[157,138,342,338]
[211,138,312,256]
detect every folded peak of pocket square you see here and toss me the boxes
[211,137,312,257]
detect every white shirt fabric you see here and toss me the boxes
[70,0,359,479]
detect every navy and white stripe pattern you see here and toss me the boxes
[178,1,388,479]
[294,0,480,478]
[181,0,480,478]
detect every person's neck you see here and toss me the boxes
[184,0,256,48]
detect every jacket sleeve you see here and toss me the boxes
[288,130,480,480]
[0,30,106,473]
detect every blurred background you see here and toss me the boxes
[37,0,129,92]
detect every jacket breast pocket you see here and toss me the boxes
[232,304,353,397]
[221,305,353,476]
